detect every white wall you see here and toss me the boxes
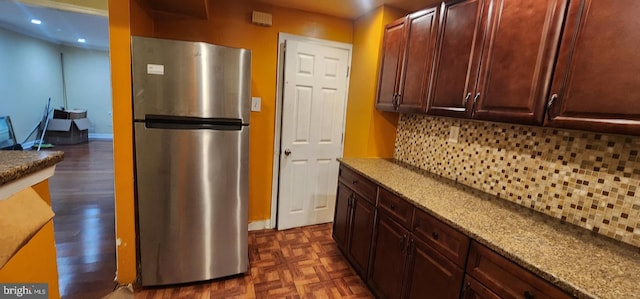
[0,27,113,143]
[0,28,64,143]
[61,46,112,134]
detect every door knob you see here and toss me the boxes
[284,148,292,156]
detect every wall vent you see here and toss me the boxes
[252,11,272,27]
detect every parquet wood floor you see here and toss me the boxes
[135,223,374,299]
[46,140,372,298]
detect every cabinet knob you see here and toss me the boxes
[432,232,439,240]
[524,291,535,299]
[352,180,359,185]
[389,204,396,210]
[400,234,407,251]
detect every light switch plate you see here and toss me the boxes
[448,125,460,143]
[251,97,261,112]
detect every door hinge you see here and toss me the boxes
[346,66,350,78]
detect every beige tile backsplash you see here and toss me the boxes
[394,114,640,248]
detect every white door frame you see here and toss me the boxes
[270,33,353,229]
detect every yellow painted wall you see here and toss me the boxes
[0,180,60,299]
[343,6,406,158]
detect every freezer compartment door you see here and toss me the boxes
[134,123,249,286]
[131,36,251,122]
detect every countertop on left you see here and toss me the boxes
[0,151,64,185]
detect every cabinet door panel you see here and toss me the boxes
[348,196,375,278]
[398,8,439,113]
[462,275,501,299]
[474,0,567,125]
[332,183,352,250]
[428,0,486,118]
[368,212,409,299]
[405,238,464,299]
[376,18,406,111]
[547,0,640,135]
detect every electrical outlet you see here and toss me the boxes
[251,97,261,112]
[448,125,460,143]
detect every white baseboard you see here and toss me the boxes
[248,220,273,231]
[89,133,113,140]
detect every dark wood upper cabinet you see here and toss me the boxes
[428,0,486,118]
[397,8,439,113]
[376,18,407,111]
[377,8,439,113]
[473,0,568,125]
[429,0,567,125]
[546,0,640,136]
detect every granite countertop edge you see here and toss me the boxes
[0,151,65,185]
[338,157,640,299]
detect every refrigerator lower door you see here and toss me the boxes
[134,122,249,286]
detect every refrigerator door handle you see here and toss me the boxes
[145,121,243,131]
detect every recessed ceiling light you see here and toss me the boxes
[77,38,86,43]
[31,19,42,25]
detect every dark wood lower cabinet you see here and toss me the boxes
[334,163,573,299]
[368,212,409,299]
[348,194,375,276]
[333,167,377,279]
[461,275,501,299]
[404,237,464,299]
[332,182,352,251]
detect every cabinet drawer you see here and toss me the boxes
[467,242,572,299]
[338,165,377,204]
[413,208,470,268]
[377,187,413,229]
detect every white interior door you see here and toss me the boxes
[277,39,350,230]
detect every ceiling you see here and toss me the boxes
[257,0,439,19]
[0,0,440,52]
[0,0,109,50]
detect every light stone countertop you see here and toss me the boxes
[339,158,640,299]
[0,151,64,185]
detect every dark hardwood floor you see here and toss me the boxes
[48,140,117,299]
[47,140,372,298]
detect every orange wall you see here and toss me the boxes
[151,0,353,222]
[109,0,354,283]
[108,0,137,284]
[343,6,405,158]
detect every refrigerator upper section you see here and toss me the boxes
[131,36,251,123]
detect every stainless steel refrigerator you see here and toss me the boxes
[131,36,250,286]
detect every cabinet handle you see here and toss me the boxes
[432,231,439,240]
[546,94,558,121]
[348,194,354,207]
[389,204,396,210]
[407,238,414,256]
[400,234,407,251]
[391,94,397,110]
[461,282,470,295]
[473,93,480,105]
[352,179,358,185]
[462,92,471,107]
[524,291,535,299]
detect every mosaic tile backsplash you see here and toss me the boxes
[394,114,640,248]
